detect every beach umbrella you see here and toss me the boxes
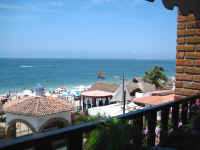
[75,91,81,96]
[52,94,58,98]
[56,88,62,91]
[49,88,55,92]
[70,90,78,96]
[66,88,73,91]
[45,92,51,97]
[68,93,74,97]
[17,92,23,97]
[23,90,33,96]
[61,93,68,97]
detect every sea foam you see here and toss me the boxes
[20,65,33,68]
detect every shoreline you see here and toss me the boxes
[0,59,175,95]
[0,76,175,96]
[0,84,92,96]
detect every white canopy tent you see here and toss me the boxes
[111,84,132,103]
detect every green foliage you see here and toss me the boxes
[72,111,105,125]
[86,119,133,150]
[143,65,168,88]
[190,102,200,118]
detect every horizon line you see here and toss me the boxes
[0,57,176,61]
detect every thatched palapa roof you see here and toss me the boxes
[88,82,119,93]
[126,78,156,93]
[111,85,132,103]
[88,78,156,95]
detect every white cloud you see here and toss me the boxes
[0,2,58,13]
[91,0,116,4]
[0,15,13,22]
[90,0,143,7]
[1,14,37,22]
[0,3,24,9]
[49,1,64,7]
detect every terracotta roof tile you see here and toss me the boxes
[132,94,175,105]
[3,97,74,117]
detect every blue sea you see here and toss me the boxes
[0,58,176,94]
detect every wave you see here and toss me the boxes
[19,65,54,68]
[20,65,33,68]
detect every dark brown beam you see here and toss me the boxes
[146,0,200,19]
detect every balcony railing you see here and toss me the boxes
[0,94,199,150]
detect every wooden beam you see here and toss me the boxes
[146,0,200,19]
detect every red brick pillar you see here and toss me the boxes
[175,10,200,98]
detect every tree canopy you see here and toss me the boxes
[143,65,168,88]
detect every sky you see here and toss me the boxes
[0,0,177,59]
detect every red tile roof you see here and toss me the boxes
[3,97,74,117]
[132,94,175,105]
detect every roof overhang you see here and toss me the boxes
[81,90,113,98]
[147,0,200,19]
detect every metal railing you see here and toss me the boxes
[0,95,199,150]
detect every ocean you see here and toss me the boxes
[0,58,176,94]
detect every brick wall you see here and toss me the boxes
[175,10,200,98]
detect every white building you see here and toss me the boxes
[3,96,74,138]
[88,84,143,117]
[88,102,143,117]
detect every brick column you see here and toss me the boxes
[175,10,200,98]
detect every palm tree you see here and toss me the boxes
[143,65,168,88]
[86,119,133,150]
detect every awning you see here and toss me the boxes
[81,90,113,98]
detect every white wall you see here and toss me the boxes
[6,111,71,132]
[37,111,71,131]
[135,92,144,98]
